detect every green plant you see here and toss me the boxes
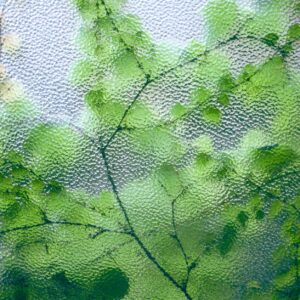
[0,0,299,299]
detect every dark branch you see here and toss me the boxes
[0,220,128,236]
[116,51,279,134]
[170,188,191,287]
[59,33,294,151]
[102,78,151,151]
[101,33,289,149]
[99,0,150,78]
[159,182,190,270]
[101,35,237,150]
[99,147,192,299]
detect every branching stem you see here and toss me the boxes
[99,0,149,78]
[0,220,127,236]
[99,147,193,299]
[102,34,288,150]
[171,189,189,270]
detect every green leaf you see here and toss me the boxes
[202,106,222,124]
[217,223,237,255]
[114,51,144,79]
[92,268,129,300]
[274,268,297,290]
[251,56,287,88]
[204,0,238,42]
[93,102,126,127]
[115,15,145,48]
[295,196,300,210]
[11,166,30,185]
[124,102,157,129]
[133,128,184,163]
[218,93,230,106]
[0,177,13,193]
[281,214,300,244]
[249,195,263,212]
[287,24,300,40]
[215,154,234,178]
[85,89,105,109]
[105,0,125,13]
[243,2,288,39]
[50,272,84,298]
[155,164,182,198]
[0,192,16,213]
[252,144,297,175]
[145,43,179,78]
[271,86,300,145]
[30,179,46,195]
[74,0,107,20]
[237,211,249,227]
[184,40,206,60]
[6,272,31,300]
[192,135,214,154]
[269,200,283,219]
[237,64,257,83]
[191,87,212,104]
[196,152,213,168]
[43,181,64,196]
[171,103,188,119]
[263,33,279,46]
[218,74,235,91]
[280,43,293,57]
[77,28,99,55]
[196,51,231,85]
[24,125,80,177]
[255,209,265,220]
[90,191,116,217]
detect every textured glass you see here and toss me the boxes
[0,0,299,299]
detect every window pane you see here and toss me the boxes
[1,0,299,299]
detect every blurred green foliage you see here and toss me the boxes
[0,0,300,299]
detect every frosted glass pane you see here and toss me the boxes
[0,0,299,299]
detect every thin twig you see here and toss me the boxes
[99,0,150,79]
[102,78,150,151]
[170,188,193,290]
[99,147,193,299]
[101,33,288,149]
[0,220,128,236]
[116,51,280,134]
[159,182,190,271]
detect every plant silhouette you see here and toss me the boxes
[0,0,299,299]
